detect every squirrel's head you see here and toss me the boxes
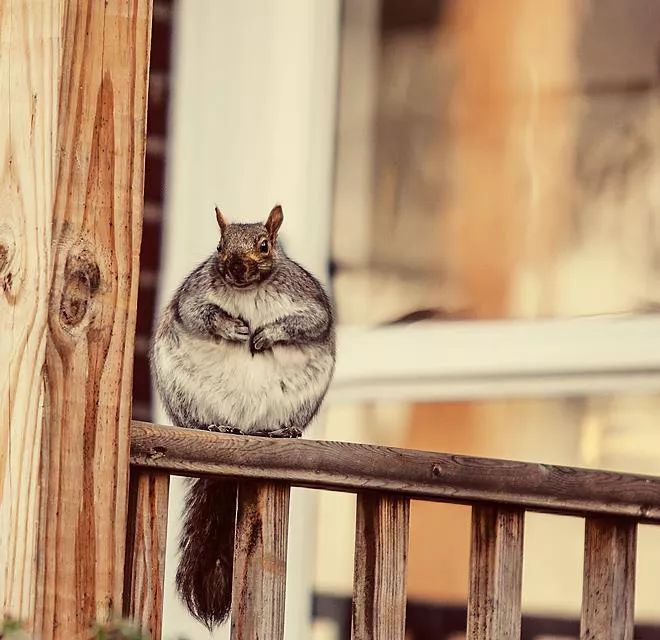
[214,204,284,289]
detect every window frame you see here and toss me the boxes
[329,0,660,406]
[332,316,660,403]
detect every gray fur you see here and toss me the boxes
[150,210,335,628]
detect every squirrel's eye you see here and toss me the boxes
[258,239,269,254]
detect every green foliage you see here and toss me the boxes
[1,617,189,640]
[90,621,148,640]
[0,617,30,639]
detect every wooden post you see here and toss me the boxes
[230,481,291,640]
[0,1,152,637]
[581,517,636,640]
[124,471,169,639]
[467,505,525,640]
[351,493,410,640]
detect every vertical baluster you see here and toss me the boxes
[352,492,410,640]
[581,517,637,640]
[467,505,525,640]
[230,481,291,640]
[123,470,170,639]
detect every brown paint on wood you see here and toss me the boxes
[580,517,637,640]
[230,481,290,640]
[467,505,524,640]
[0,1,152,635]
[124,470,169,640]
[132,422,660,522]
[352,493,409,640]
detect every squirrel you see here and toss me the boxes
[149,204,336,629]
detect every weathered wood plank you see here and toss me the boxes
[580,517,637,640]
[0,1,152,635]
[123,471,169,640]
[230,481,290,640]
[132,422,660,522]
[351,493,409,640]
[467,506,524,640]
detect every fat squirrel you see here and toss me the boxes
[150,205,336,629]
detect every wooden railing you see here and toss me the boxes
[125,421,660,640]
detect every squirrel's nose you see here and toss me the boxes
[228,257,247,279]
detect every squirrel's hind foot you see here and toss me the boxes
[207,424,245,435]
[268,426,303,438]
[250,426,302,438]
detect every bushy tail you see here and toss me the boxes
[176,477,237,629]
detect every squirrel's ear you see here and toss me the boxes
[215,206,228,233]
[265,205,284,238]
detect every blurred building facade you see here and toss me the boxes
[321,1,660,638]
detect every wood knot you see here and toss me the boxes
[0,245,10,294]
[60,248,101,328]
[148,446,167,460]
[0,223,15,294]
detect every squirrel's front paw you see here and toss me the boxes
[216,316,250,342]
[250,326,278,355]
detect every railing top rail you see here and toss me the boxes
[131,421,660,523]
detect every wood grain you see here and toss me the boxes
[230,481,290,640]
[132,422,660,522]
[123,470,169,640]
[580,517,637,640]
[0,1,152,635]
[467,506,524,640]
[352,493,409,640]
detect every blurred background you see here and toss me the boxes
[134,1,660,638]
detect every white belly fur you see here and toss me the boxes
[154,330,334,432]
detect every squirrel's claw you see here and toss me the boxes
[227,321,250,343]
[267,426,303,439]
[250,328,273,355]
[249,427,302,438]
[207,424,245,435]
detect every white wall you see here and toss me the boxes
[157,2,340,638]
